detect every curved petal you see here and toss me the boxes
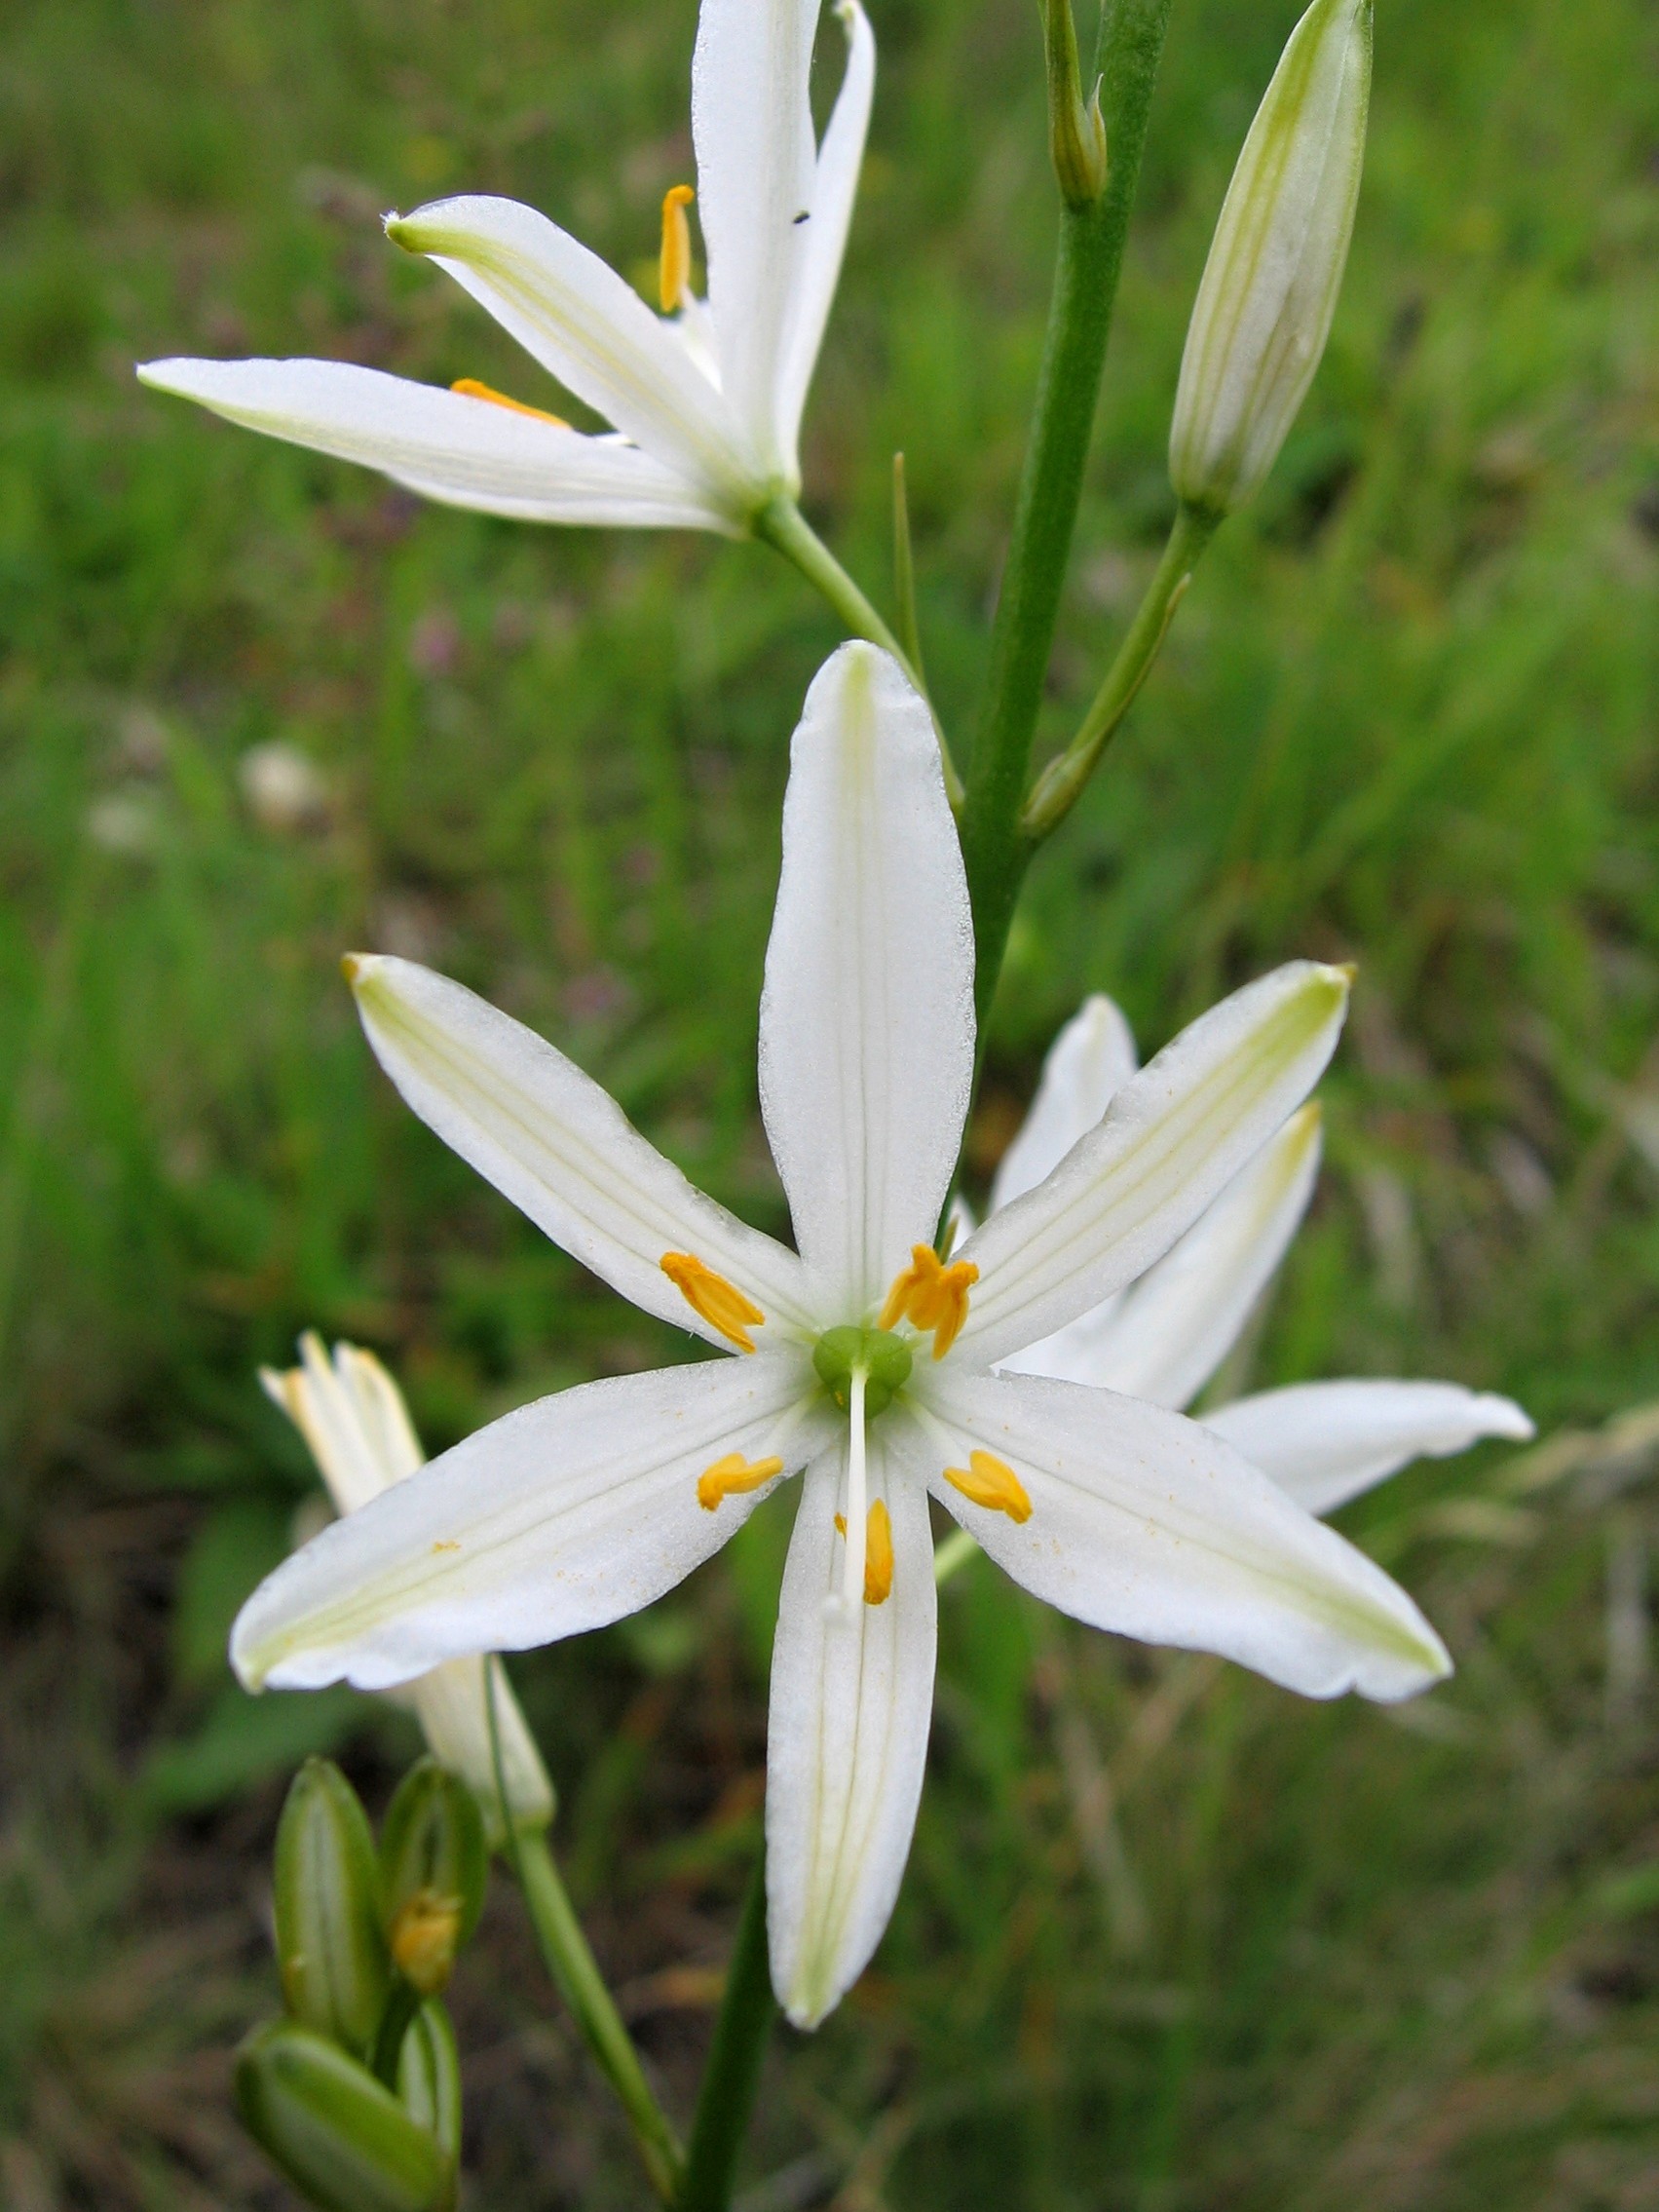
[1204,1380,1535,1516]
[957,964,1349,1369]
[767,1438,936,2029]
[233,1354,825,1692]
[262,1333,423,1516]
[1009,1102,1321,1408]
[135,358,734,531]
[908,1369,1450,1701]
[758,644,974,1316]
[407,1656,556,1834]
[348,955,816,1347]
[990,994,1139,1214]
[773,0,876,465]
[387,196,753,508]
[692,0,818,477]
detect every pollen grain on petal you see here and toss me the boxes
[659,183,696,313]
[879,1243,979,1358]
[697,1452,784,1510]
[833,1503,893,1603]
[450,377,570,428]
[944,1449,1032,1524]
[660,1251,766,1351]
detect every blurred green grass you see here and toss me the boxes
[2,0,1658,2204]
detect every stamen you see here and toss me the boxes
[943,1449,1032,1523]
[843,1367,868,1610]
[450,378,570,427]
[832,1503,894,1606]
[660,1252,766,1352]
[697,1452,784,1510]
[878,1244,979,1358]
[659,183,696,313]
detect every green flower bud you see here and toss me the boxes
[379,1758,487,1998]
[396,2001,463,2161]
[1040,0,1108,210]
[1169,0,1372,515]
[274,1759,390,2055]
[235,2019,455,2212]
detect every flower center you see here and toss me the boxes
[878,1243,978,1358]
[812,1325,913,1416]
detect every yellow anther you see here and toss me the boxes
[390,1889,465,1996]
[698,1452,784,1510]
[660,1252,766,1352]
[877,1244,980,1359]
[943,1449,1032,1524]
[833,1501,893,1604]
[449,377,570,427]
[659,183,696,313]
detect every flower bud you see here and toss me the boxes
[396,2001,463,2160]
[1041,0,1108,209]
[274,1759,390,2056]
[235,2020,456,2212]
[1169,0,1372,515]
[379,1758,487,1998]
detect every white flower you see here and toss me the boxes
[137,0,874,538]
[1169,0,1372,515]
[233,642,1451,2030]
[263,1332,554,1838]
[988,994,1533,1509]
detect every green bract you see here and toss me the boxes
[379,1758,488,1999]
[274,1759,390,2056]
[236,2020,455,2212]
[812,1326,914,1418]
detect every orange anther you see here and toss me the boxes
[698,1452,784,1510]
[659,183,696,312]
[450,377,570,427]
[943,1450,1032,1523]
[660,1252,766,1352]
[834,1501,893,1604]
[878,1243,979,1358]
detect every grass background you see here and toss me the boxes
[3,0,1659,2203]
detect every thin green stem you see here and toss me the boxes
[677,1846,775,2212]
[959,0,1177,1030]
[1022,502,1217,839]
[487,1666,684,2204]
[755,494,962,804]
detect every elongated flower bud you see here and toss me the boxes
[273,1759,390,2056]
[379,1758,488,1999]
[236,2020,455,2212]
[396,2001,463,2160]
[1169,0,1372,515]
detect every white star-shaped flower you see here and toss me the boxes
[138,0,873,538]
[982,995,1534,1513]
[233,643,1452,2030]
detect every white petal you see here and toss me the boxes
[1205,1380,1535,1517]
[767,1438,936,2029]
[1009,1102,1321,1408]
[136,358,735,531]
[990,994,1139,1213]
[692,0,819,478]
[758,645,975,1315]
[233,1354,824,1692]
[387,196,755,508]
[408,1655,556,1834]
[957,963,1349,1368]
[349,955,816,1349]
[909,1370,1450,1700]
[773,0,876,466]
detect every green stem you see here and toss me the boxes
[516,1831,686,2204]
[677,1846,775,2212]
[486,1663,683,2204]
[755,495,962,804]
[958,0,1177,1030]
[1022,502,1217,838]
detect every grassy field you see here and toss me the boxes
[3,0,1659,2203]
